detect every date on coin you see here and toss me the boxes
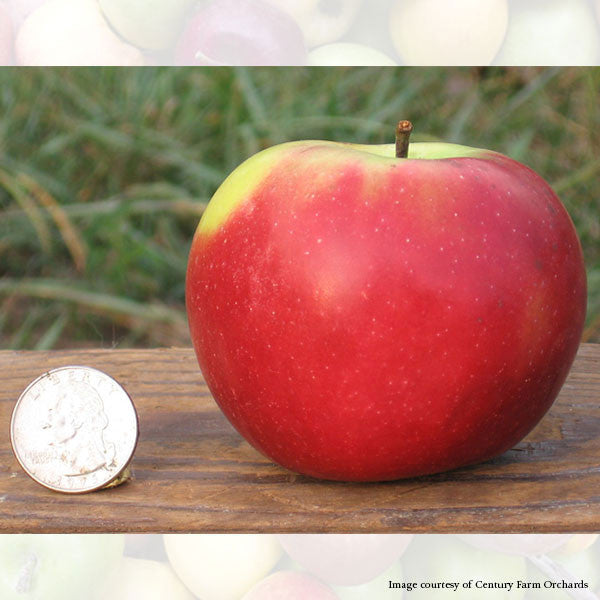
[10,366,139,494]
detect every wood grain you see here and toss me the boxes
[0,345,598,533]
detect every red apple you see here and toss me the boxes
[175,0,306,65]
[243,571,339,600]
[186,121,586,481]
[0,3,13,64]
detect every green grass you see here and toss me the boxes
[0,67,599,349]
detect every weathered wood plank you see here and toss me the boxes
[0,345,598,533]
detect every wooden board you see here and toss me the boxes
[0,345,598,533]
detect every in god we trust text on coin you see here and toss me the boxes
[10,366,139,494]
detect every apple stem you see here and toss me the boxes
[395,120,413,159]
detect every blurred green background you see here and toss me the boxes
[0,67,598,349]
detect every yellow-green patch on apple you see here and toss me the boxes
[197,139,488,235]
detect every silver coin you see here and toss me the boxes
[10,366,139,494]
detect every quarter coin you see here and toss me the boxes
[10,366,139,494]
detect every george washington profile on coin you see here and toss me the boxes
[11,366,139,493]
[43,380,118,477]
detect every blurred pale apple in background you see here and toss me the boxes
[164,534,282,600]
[0,535,125,600]
[527,542,600,600]
[99,0,196,51]
[308,42,396,65]
[2,534,594,597]
[279,535,412,586]
[457,534,574,557]
[390,0,508,65]
[0,2,13,63]
[4,0,600,65]
[101,558,195,600]
[124,534,168,562]
[269,0,361,47]
[5,0,48,28]
[404,536,527,599]
[175,0,306,65]
[555,534,599,555]
[496,0,600,65]
[334,561,404,599]
[243,571,339,599]
[344,0,398,60]
[16,0,145,65]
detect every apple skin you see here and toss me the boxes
[554,534,598,555]
[0,3,13,64]
[124,534,168,562]
[243,571,340,600]
[100,557,195,600]
[267,0,361,48]
[457,534,574,557]
[526,541,600,600]
[186,138,587,482]
[0,534,125,600]
[402,536,527,599]
[175,0,306,66]
[16,0,145,66]
[495,0,600,66]
[333,560,404,599]
[4,0,48,29]
[345,0,399,62]
[164,534,282,600]
[278,534,412,586]
[390,0,508,65]
[308,42,397,66]
[98,0,196,51]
